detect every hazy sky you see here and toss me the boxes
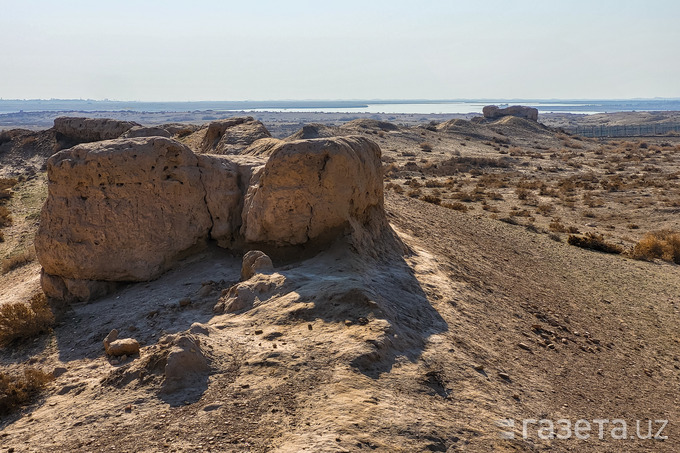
[1,0,678,101]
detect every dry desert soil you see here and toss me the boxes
[1,112,680,452]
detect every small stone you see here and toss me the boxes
[499,372,510,380]
[357,317,369,325]
[307,324,313,331]
[473,364,484,372]
[179,298,192,307]
[254,329,263,335]
[517,343,531,351]
[52,367,67,378]
[344,320,353,327]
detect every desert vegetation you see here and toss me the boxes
[0,293,54,346]
[0,366,53,415]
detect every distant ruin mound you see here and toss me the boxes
[199,117,271,154]
[482,105,538,122]
[53,117,140,147]
[286,123,344,140]
[342,119,399,132]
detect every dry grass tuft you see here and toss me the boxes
[1,249,36,275]
[0,293,54,347]
[0,206,12,228]
[442,202,468,212]
[631,230,680,264]
[567,233,623,255]
[0,367,53,415]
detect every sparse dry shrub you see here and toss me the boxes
[428,156,510,177]
[509,208,531,217]
[567,233,623,254]
[516,178,543,190]
[0,178,17,204]
[486,191,503,201]
[583,193,603,208]
[515,188,531,200]
[452,190,483,202]
[549,219,566,233]
[384,182,404,194]
[407,189,422,198]
[566,226,580,234]
[419,142,433,152]
[1,250,35,275]
[425,179,444,188]
[420,195,441,205]
[536,203,554,215]
[443,202,468,212]
[0,367,53,415]
[0,293,54,347]
[0,206,12,228]
[406,179,422,188]
[383,162,399,177]
[582,210,597,219]
[631,230,680,264]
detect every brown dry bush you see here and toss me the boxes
[0,293,54,347]
[567,233,623,254]
[424,179,444,188]
[420,195,441,205]
[443,202,468,212]
[1,250,35,274]
[549,219,567,233]
[0,178,17,204]
[0,367,53,415]
[427,156,511,176]
[0,206,12,228]
[631,230,680,264]
[536,203,554,215]
[385,182,404,194]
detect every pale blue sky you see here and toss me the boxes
[1,0,678,101]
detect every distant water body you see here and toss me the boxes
[1,99,679,115]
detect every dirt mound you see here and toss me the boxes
[121,126,172,138]
[241,138,284,158]
[483,104,538,121]
[53,117,139,147]
[285,123,344,140]
[489,115,553,136]
[0,129,59,176]
[341,118,399,132]
[199,117,271,155]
